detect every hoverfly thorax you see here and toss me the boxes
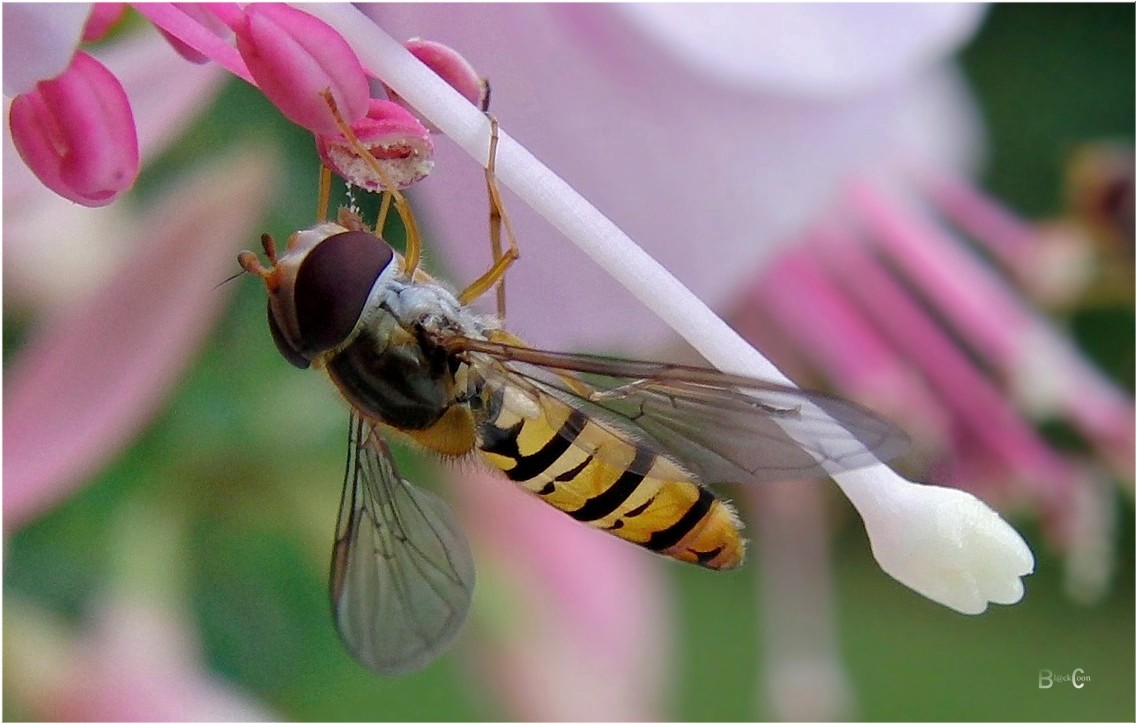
[240,221,396,369]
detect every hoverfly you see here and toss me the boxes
[238,114,908,675]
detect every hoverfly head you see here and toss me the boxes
[240,224,395,370]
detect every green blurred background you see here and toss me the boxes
[5,4,1134,721]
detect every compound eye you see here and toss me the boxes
[293,230,394,355]
[268,304,311,369]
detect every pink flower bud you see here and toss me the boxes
[316,99,434,190]
[384,38,488,128]
[8,51,140,207]
[235,3,368,135]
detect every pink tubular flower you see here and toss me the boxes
[315,99,434,190]
[852,181,1134,483]
[8,51,139,206]
[4,4,385,208]
[927,145,1134,311]
[737,175,1131,601]
[234,3,369,135]
[742,242,952,455]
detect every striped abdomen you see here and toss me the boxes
[476,387,745,569]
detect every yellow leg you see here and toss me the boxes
[458,244,518,305]
[318,165,332,221]
[321,90,423,277]
[462,115,520,316]
[485,116,507,316]
[376,191,393,237]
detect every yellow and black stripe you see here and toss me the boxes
[477,389,745,569]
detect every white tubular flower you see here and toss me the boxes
[834,469,1035,614]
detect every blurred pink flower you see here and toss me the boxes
[929,145,1134,311]
[740,177,1132,573]
[6,591,273,721]
[301,3,1043,718]
[456,469,671,720]
[4,19,276,718]
[15,5,1123,721]
[4,148,276,530]
[361,4,985,351]
[749,483,852,720]
[3,21,269,530]
[4,503,276,721]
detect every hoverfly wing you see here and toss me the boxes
[611,376,910,483]
[331,412,475,675]
[451,338,909,484]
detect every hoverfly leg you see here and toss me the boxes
[320,90,425,277]
[485,114,520,317]
[317,165,332,221]
[376,190,394,237]
[457,235,518,306]
[459,114,520,316]
[484,119,506,314]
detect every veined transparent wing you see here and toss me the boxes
[330,412,475,675]
[446,337,909,484]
